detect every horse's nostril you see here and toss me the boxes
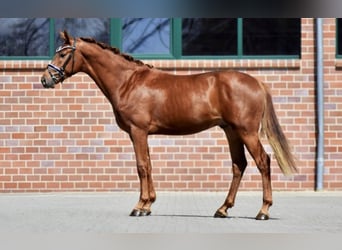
[40,77,48,88]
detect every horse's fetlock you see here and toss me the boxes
[263,198,273,206]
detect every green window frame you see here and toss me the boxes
[113,18,300,60]
[0,18,300,60]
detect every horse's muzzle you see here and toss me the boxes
[41,76,55,88]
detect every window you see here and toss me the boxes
[337,19,342,56]
[181,18,300,58]
[55,18,110,45]
[243,18,300,56]
[182,18,237,56]
[122,18,170,54]
[0,18,49,57]
[0,18,301,59]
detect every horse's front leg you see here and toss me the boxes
[129,127,156,216]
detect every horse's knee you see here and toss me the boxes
[136,163,148,178]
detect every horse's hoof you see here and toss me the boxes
[139,209,151,216]
[130,209,141,216]
[130,209,151,216]
[214,210,227,218]
[255,212,269,220]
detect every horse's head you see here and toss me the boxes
[41,31,80,88]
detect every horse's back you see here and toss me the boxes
[158,69,265,130]
[153,69,262,93]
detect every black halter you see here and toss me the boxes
[47,39,76,84]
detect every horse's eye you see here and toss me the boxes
[60,53,66,58]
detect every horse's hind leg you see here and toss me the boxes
[146,146,156,205]
[214,127,247,218]
[242,133,272,220]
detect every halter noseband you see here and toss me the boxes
[47,39,76,84]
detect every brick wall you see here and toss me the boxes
[0,18,341,192]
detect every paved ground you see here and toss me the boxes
[0,191,341,233]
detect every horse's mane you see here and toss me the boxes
[80,37,153,69]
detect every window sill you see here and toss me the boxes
[145,59,301,70]
[0,59,301,71]
[0,60,50,70]
[335,59,342,69]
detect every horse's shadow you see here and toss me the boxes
[152,214,280,220]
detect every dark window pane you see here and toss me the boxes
[122,18,170,54]
[182,18,237,56]
[0,18,49,56]
[337,19,342,55]
[55,18,110,45]
[243,18,300,56]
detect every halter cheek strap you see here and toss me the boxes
[47,40,76,84]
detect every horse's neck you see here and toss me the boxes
[81,51,136,101]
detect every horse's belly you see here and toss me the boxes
[150,116,224,135]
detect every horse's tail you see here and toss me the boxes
[260,82,297,176]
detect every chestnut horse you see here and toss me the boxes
[41,31,296,220]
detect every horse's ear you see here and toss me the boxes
[60,30,72,45]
